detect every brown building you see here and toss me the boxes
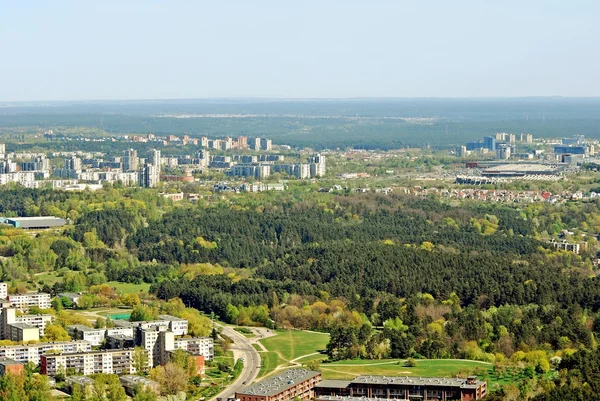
[314,375,487,401]
[236,369,322,401]
[0,358,24,376]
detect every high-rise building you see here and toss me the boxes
[456,145,467,157]
[150,149,161,184]
[139,164,159,188]
[496,144,511,160]
[308,153,326,177]
[64,156,82,171]
[236,136,248,149]
[252,138,261,151]
[123,149,139,172]
[483,136,496,151]
[260,138,272,151]
[508,134,516,143]
[0,144,5,155]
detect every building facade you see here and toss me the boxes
[40,348,139,376]
[314,375,487,401]
[236,369,322,401]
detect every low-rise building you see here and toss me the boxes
[119,375,161,397]
[314,375,487,401]
[0,358,24,376]
[236,369,322,401]
[66,376,95,398]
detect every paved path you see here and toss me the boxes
[208,325,268,401]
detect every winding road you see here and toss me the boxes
[209,325,266,401]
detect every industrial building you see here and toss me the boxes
[0,216,66,229]
[314,375,487,401]
[236,369,322,401]
[479,163,565,178]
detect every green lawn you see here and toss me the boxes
[106,281,151,294]
[259,330,330,361]
[257,351,288,378]
[35,271,62,286]
[319,359,511,386]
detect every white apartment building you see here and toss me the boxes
[173,337,214,361]
[158,315,188,336]
[41,348,139,376]
[0,341,91,365]
[7,292,51,311]
[1,307,53,338]
[0,283,7,300]
[68,325,106,346]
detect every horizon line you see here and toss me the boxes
[2,95,600,105]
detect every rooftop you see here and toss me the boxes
[119,375,159,387]
[158,315,186,322]
[0,358,22,366]
[68,324,103,332]
[7,323,37,330]
[238,369,321,397]
[350,375,485,389]
[315,380,352,389]
[66,376,95,386]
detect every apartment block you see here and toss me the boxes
[236,369,322,401]
[173,337,214,361]
[7,292,51,311]
[68,325,106,346]
[314,375,487,401]
[40,348,139,376]
[7,323,39,342]
[0,341,91,365]
[0,283,7,300]
[1,307,53,338]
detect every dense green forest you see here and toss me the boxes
[1,186,600,399]
[2,98,600,149]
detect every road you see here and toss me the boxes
[209,324,263,401]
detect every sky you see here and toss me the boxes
[0,0,599,101]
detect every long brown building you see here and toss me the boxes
[235,369,322,401]
[314,375,487,401]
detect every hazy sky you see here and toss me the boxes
[1,1,598,101]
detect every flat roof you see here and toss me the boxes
[351,375,485,389]
[315,380,352,389]
[3,216,66,228]
[68,324,103,332]
[158,315,186,321]
[119,375,159,387]
[66,376,95,386]
[317,397,407,401]
[237,369,321,397]
[8,323,37,330]
[0,358,22,366]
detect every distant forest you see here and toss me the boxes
[1,98,600,149]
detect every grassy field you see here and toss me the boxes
[106,281,151,294]
[259,330,329,361]
[35,271,62,286]
[320,359,492,379]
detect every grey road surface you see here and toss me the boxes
[209,324,262,401]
